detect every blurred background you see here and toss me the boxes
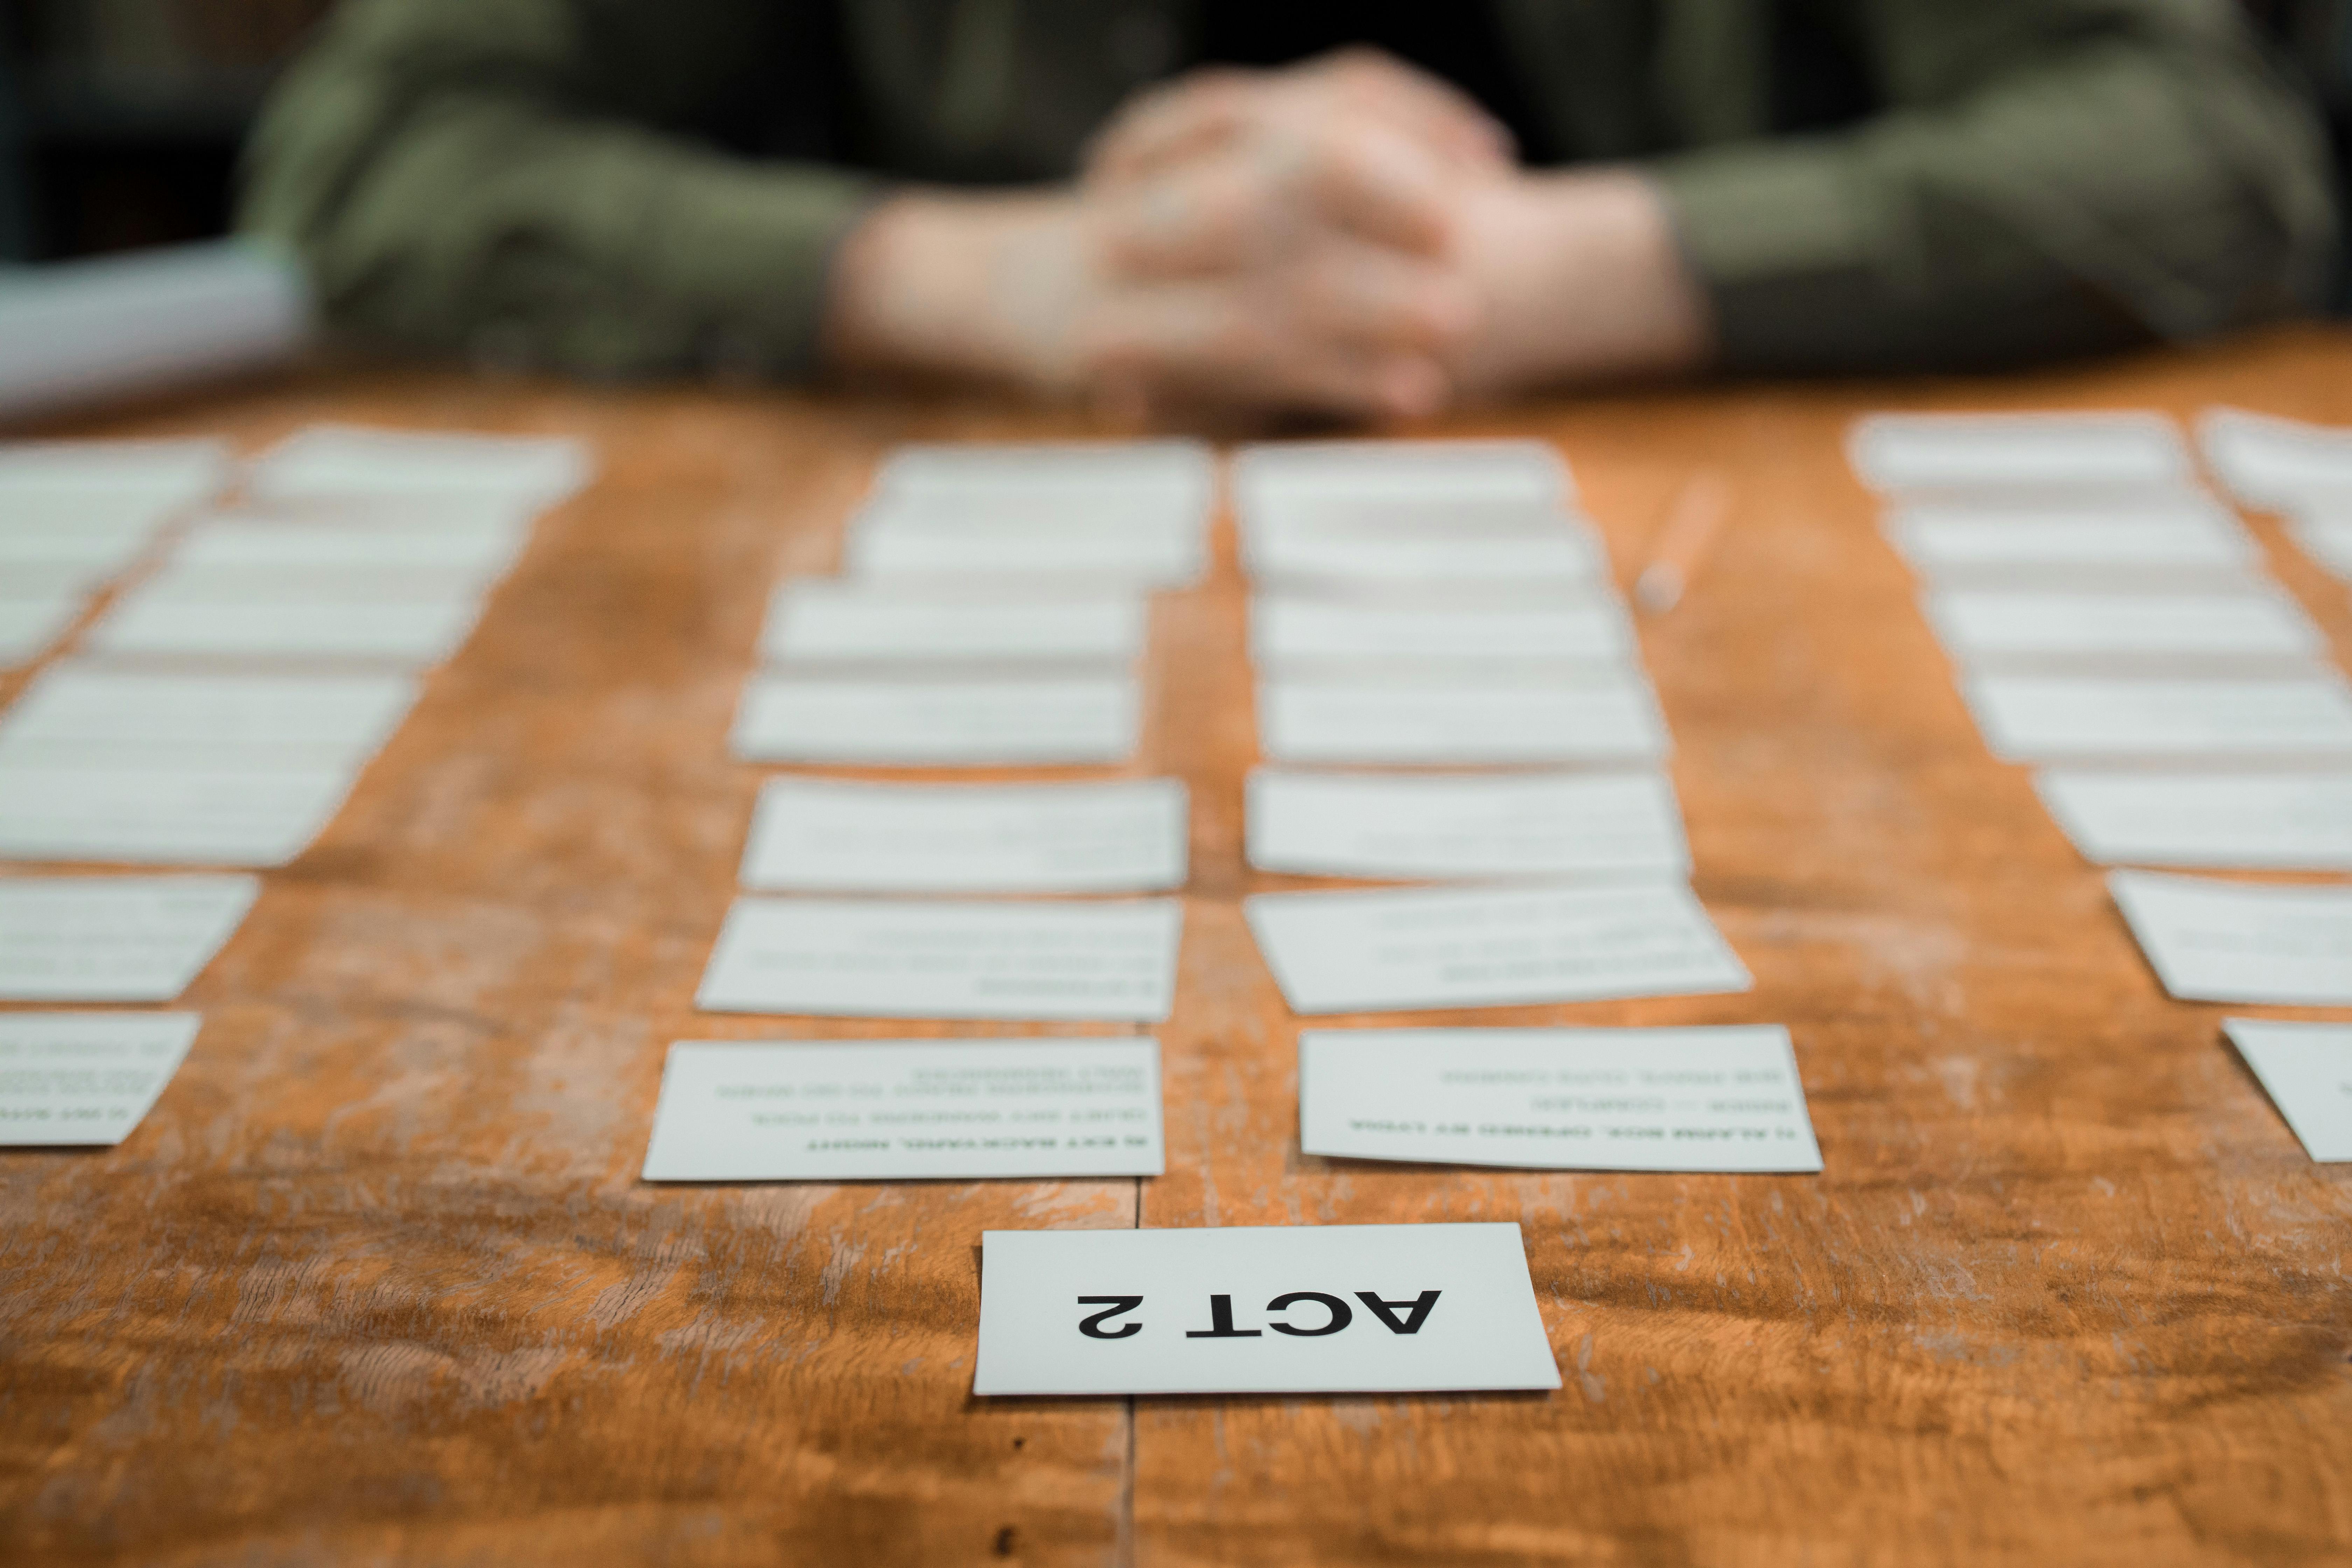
[0,0,331,261]
[0,0,2346,274]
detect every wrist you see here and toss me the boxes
[1454,170,1713,394]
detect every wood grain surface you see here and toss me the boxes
[3,328,2349,1567]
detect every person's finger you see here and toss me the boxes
[1076,279,1457,422]
[1083,69,1267,187]
[1281,237,1483,360]
[1255,118,1464,258]
[1295,48,1517,169]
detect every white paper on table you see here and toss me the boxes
[83,580,484,663]
[1258,675,1668,765]
[1249,594,1634,667]
[2289,514,2352,581]
[2198,407,2352,509]
[760,579,1149,666]
[843,516,1205,588]
[0,665,419,768]
[0,875,257,1001]
[0,593,83,665]
[0,1011,202,1146]
[169,516,530,581]
[1246,768,1688,881]
[1298,1025,1821,1173]
[1962,673,2352,761]
[2036,769,2352,871]
[245,424,594,510]
[1244,879,1750,1015]
[1921,588,2322,662]
[1846,411,2192,492]
[1248,527,1608,588]
[0,759,363,865]
[0,513,170,583]
[0,436,230,507]
[741,776,1188,894]
[2108,870,2352,1004]
[1883,498,2258,577]
[2224,1019,2352,1161]
[732,673,1140,765]
[1233,439,1573,519]
[974,1221,1561,1396]
[873,439,1213,512]
[640,1036,1165,1181]
[698,896,1183,1021]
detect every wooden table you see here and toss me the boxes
[5,327,2350,1567]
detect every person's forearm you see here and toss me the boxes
[1454,169,1713,395]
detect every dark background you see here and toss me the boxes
[0,0,2345,271]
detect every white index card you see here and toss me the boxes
[170,517,530,581]
[843,515,1204,588]
[760,580,1148,665]
[1246,769,1688,881]
[1247,526,1607,588]
[2108,870,2352,1005]
[1846,411,2191,491]
[0,665,419,768]
[0,759,363,865]
[0,435,231,499]
[1233,438,1572,517]
[0,875,257,1001]
[0,593,82,664]
[0,1011,201,1146]
[640,1037,1165,1181]
[2224,1020,2352,1162]
[1258,675,1668,765]
[2287,511,2352,582]
[974,1222,1561,1396]
[1962,674,2352,761]
[245,424,594,509]
[741,777,1188,894]
[732,673,1140,765]
[0,512,169,584]
[1884,499,2257,577]
[1923,588,2321,662]
[697,896,1183,1021]
[2199,406,2352,508]
[1299,1026,1821,1172]
[874,439,1213,511]
[2036,770,2352,871]
[1249,595,1633,667]
[84,579,484,663]
[1244,880,1750,1015]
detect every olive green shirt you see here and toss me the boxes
[239,0,2336,380]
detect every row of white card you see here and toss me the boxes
[696,877,1746,1022]
[640,1025,1821,1180]
[0,667,419,864]
[736,771,1690,893]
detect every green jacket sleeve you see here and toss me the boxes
[1648,0,2337,374]
[238,0,875,379]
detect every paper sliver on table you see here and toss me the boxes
[0,1012,202,1147]
[0,593,85,666]
[1246,528,1608,589]
[1962,673,2352,762]
[83,583,485,664]
[1244,880,1749,1015]
[1300,1026,1821,1173]
[1248,595,1634,667]
[1846,411,2193,492]
[842,515,1205,589]
[0,875,257,1002]
[1884,500,2257,578]
[2108,870,2352,1005]
[973,1222,1561,1396]
[2223,1020,2352,1162]
[0,665,419,769]
[1258,676,1668,766]
[2035,770,2352,872]
[243,424,594,511]
[697,896,1183,1021]
[2198,406,2352,509]
[759,580,1148,666]
[1246,768,1688,881]
[732,673,1140,766]
[740,777,1188,894]
[640,1037,1165,1181]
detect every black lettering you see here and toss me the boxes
[1077,1296,1144,1339]
[1183,1293,1262,1338]
[1265,1292,1352,1337]
[1355,1290,1441,1335]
